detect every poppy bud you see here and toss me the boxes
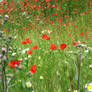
[2,48,6,55]
[8,36,12,40]
[0,15,2,18]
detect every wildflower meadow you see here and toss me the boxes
[0,0,92,92]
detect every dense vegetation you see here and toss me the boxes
[0,0,92,92]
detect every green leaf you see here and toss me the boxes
[75,71,78,80]
[22,79,26,88]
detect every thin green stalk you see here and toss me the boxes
[77,46,82,92]
[1,60,7,92]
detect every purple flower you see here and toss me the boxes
[2,48,6,54]
[2,48,6,51]
[5,15,9,19]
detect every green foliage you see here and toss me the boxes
[0,0,92,92]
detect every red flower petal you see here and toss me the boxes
[45,0,51,3]
[45,36,50,40]
[8,61,15,68]
[59,44,67,50]
[49,44,56,50]
[21,40,27,44]
[42,34,50,40]
[27,49,32,54]
[72,42,79,45]
[26,38,32,44]
[32,45,38,50]
[30,65,36,73]
[42,34,47,39]
[8,60,21,68]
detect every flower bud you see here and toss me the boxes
[0,15,2,18]
[2,48,6,55]
[5,15,9,19]
[9,47,12,51]
[8,36,12,40]
[3,19,8,24]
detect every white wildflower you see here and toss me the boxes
[45,51,49,53]
[12,52,16,56]
[21,50,26,54]
[67,51,73,53]
[56,71,60,76]
[85,82,92,91]
[81,44,87,47]
[84,49,89,53]
[68,88,71,91]
[24,57,28,60]
[28,55,32,58]
[5,15,9,19]
[87,82,92,91]
[89,64,92,68]
[40,76,44,80]
[38,56,41,60]
[48,30,52,34]
[26,81,32,88]
[25,48,30,51]
[14,36,17,39]
[41,31,45,33]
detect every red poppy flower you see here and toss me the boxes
[30,65,36,73]
[80,32,84,36]
[42,34,47,39]
[42,34,50,40]
[59,44,67,50]
[21,40,27,44]
[49,44,56,50]
[26,38,32,44]
[72,42,79,45]
[32,45,38,50]
[27,49,32,54]
[45,0,51,3]
[90,29,92,32]
[45,36,50,40]
[8,60,21,68]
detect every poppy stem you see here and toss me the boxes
[77,46,82,92]
[1,60,7,92]
[26,54,29,71]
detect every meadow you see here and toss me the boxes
[0,0,92,92]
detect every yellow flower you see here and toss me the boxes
[88,82,92,91]
[18,80,21,83]
[74,90,77,92]
[26,82,32,88]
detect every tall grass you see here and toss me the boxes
[0,0,92,92]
